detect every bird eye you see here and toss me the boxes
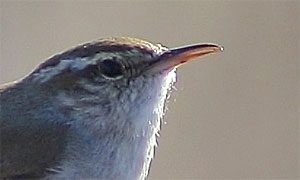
[99,59,124,79]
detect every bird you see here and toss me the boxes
[0,37,223,179]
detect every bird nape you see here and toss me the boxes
[0,37,223,179]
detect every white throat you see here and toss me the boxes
[52,70,177,180]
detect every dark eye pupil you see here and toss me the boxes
[100,60,124,78]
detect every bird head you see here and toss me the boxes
[28,37,222,94]
[24,37,223,133]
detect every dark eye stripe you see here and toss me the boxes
[74,64,101,78]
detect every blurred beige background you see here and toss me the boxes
[1,1,299,179]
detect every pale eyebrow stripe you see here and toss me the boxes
[32,42,159,75]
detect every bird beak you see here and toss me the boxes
[147,43,223,74]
